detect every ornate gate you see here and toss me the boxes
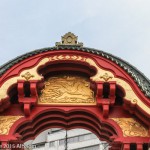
[0,33,150,150]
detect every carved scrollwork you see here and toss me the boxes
[111,118,149,137]
[0,116,23,135]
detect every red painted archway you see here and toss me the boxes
[0,33,150,150]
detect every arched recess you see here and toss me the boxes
[9,108,120,143]
[0,32,150,150]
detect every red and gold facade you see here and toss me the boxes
[0,32,150,149]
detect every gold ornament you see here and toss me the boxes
[111,118,149,137]
[55,32,83,47]
[0,116,23,135]
[38,75,95,104]
[21,72,34,81]
[100,73,113,81]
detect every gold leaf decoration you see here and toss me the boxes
[38,75,95,104]
[111,118,149,137]
[49,55,86,62]
[100,73,113,81]
[0,116,23,135]
[21,72,34,81]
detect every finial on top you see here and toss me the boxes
[55,32,83,47]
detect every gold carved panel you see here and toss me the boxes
[38,75,95,104]
[0,116,23,135]
[111,118,149,137]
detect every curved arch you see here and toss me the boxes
[9,108,120,143]
[1,46,150,98]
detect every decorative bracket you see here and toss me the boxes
[18,80,38,116]
[96,81,116,118]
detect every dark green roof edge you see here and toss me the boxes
[0,46,150,98]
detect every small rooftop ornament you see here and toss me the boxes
[55,32,83,47]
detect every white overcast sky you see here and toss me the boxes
[0,0,150,78]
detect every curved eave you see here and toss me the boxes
[0,45,150,98]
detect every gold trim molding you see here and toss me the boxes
[0,116,23,135]
[38,75,95,104]
[111,118,149,137]
[49,55,114,82]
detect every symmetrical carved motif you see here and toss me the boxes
[21,72,34,81]
[111,118,149,137]
[55,32,83,47]
[0,116,23,135]
[39,75,95,104]
[100,73,113,81]
[49,55,86,62]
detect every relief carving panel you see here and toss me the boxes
[0,116,23,135]
[38,75,95,104]
[111,118,149,137]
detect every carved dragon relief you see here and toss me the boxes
[111,118,149,137]
[0,54,149,114]
[38,75,95,104]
